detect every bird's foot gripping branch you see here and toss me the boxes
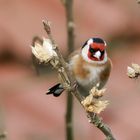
[31,20,116,140]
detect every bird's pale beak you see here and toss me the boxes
[93,51,101,60]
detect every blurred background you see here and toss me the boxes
[0,0,140,140]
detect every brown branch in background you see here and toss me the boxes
[32,20,116,140]
[63,0,75,140]
[65,0,75,53]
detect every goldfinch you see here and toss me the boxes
[47,37,111,97]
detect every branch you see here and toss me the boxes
[65,93,73,140]
[65,0,75,54]
[31,20,116,140]
[63,0,75,140]
[42,20,83,101]
[88,113,115,140]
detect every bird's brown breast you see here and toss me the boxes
[70,54,112,88]
[71,54,89,79]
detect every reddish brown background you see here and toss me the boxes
[0,0,140,140]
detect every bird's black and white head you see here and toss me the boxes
[81,38,108,64]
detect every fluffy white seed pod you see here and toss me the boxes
[127,66,136,78]
[31,38,57,63]
[131,63,140,74]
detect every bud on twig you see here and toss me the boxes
[127,63,140,78]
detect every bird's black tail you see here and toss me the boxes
[46,83,64,97]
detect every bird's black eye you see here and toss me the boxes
[89,47,95,53]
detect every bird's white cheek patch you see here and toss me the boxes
[81,44,91,62]
[87,38,93,45]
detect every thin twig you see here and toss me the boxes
[88,113,116,140]
[65,0,75,54]
[64,0,75,140]
[66,93,73,140]
[42,20,83,101]
[42,20,116,140]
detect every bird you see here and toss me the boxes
[46,37,112,97]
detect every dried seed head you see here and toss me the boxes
[89,100,109,114]
[81,94,93,107]
[81,97,109,114]
[127,66,136,78]
[81,86,109,114]
[31,38,57,63]
[127,63,140,78]
[90,86,106,98]
[131,63,140,74]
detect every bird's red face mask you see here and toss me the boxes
[88,43,106,61]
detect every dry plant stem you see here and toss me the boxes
[64,0,75,140]
[43,20,83,101]
[88,113,116,140]
[66,93,73,140]
[65,0,75,53]
[42,21,116,140]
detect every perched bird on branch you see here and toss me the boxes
[47,37,112,97]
